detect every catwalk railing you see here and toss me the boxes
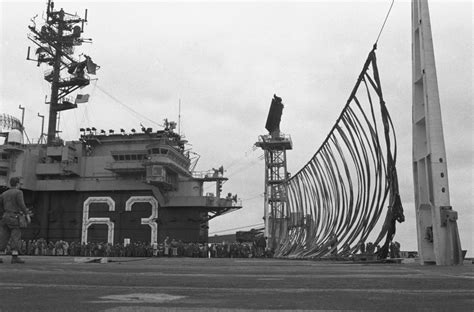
[273,47,404,259]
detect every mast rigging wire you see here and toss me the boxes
[95,84,164,128]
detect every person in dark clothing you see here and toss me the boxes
[0,177,30,264]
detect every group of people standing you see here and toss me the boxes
[356,240,401,258]
[1,177,402,262]
[3,239,270,259]
[0,177,269,261]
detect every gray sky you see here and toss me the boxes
[1,0,472,255]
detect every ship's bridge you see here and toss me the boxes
[143,142,191,189]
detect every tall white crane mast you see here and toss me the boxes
[411,0,463,265]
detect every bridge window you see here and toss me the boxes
[112,153,146,161]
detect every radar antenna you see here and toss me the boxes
[255,95,293,251]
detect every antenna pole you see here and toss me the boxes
[57,112,61,135]
[46,9,64,145]
[178,99,181,136]
[38,113,45,144]
[18,105,25,127]
[28,1,98,145]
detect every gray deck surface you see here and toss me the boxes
[0,256,472,311]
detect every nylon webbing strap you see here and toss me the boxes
[272,49,403,259]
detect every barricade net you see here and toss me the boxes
[273,48,404,259]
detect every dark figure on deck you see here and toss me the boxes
[329,232,338,255]
[366,242,375,254]
[255,235,266,257]
[376,194,404,259]
[0,177,30,264]
[357,241,366,254]
[389,241,401,258]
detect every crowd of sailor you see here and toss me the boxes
[3,238,401,259]
[3,238,270,258]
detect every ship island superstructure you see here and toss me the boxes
[0,0,241,245]
[0,120,240,244]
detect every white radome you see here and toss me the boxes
[7,129,23,145]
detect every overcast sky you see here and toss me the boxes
[1,0,472,255]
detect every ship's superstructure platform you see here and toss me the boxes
[0,125,241,244]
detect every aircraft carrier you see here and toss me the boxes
[0,0,241,246]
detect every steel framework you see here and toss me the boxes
[256,133,292,251]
